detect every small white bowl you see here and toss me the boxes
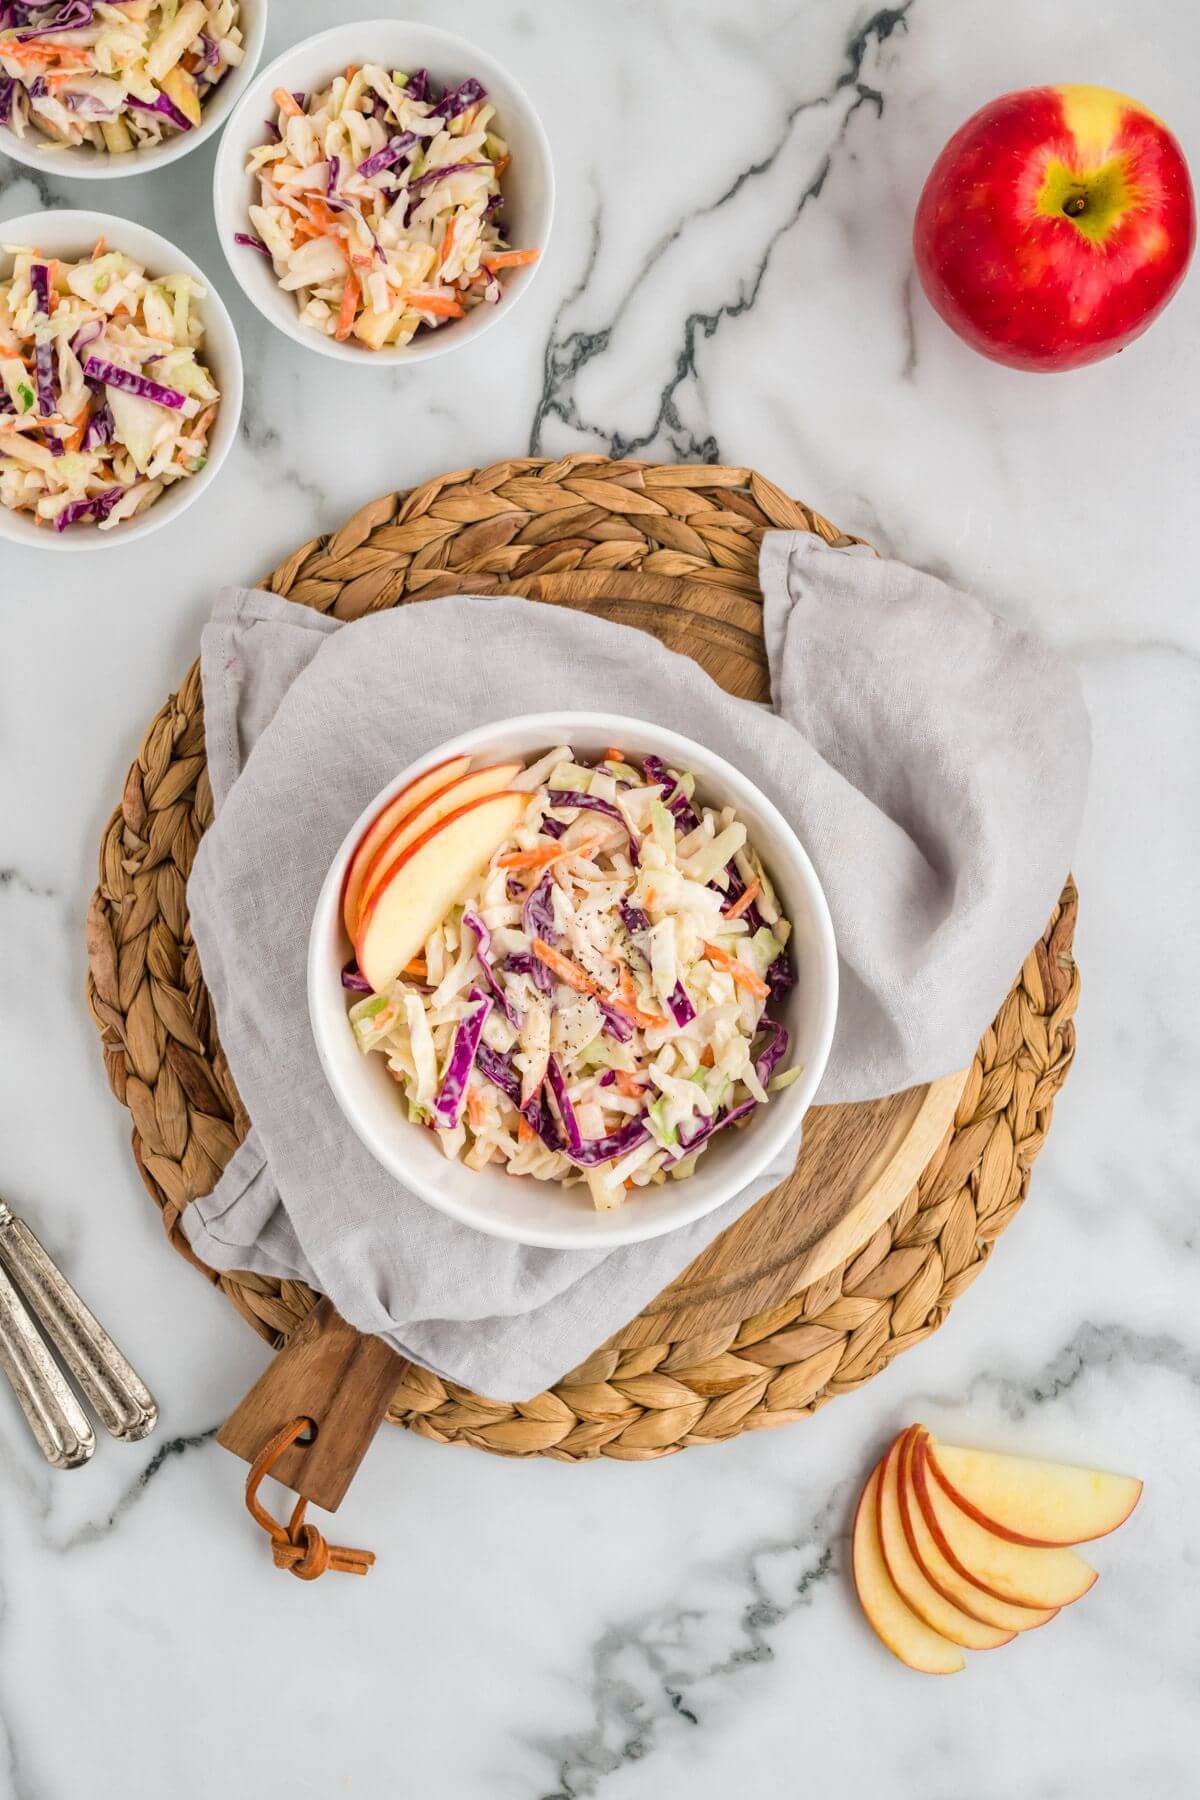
[213,19,554,364]
[0,0,267,179]
[309,713,839,1250]
[0,210,243,553]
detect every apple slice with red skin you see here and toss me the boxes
[341,755,471,937]
[876,1430,1014,1650]
[356,789,529,994]
[910,1429,1096,1611]
[853,1459,964,1674]
[356,762,523,927]
[925,1435,1142,1547]
[897,1427,1056,1633]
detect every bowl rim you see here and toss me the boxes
[211,17,555,365]
[308,709,839,1249]
[0,208,244,553]
[0,0,268,180]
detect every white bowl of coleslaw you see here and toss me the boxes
[309,713,838,1249]
[212,20,554,362]
[0,209,242,549]
[0,0,267,179]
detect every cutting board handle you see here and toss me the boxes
[218,1297,403,1513]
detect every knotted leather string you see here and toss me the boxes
[245,1417,375,1580]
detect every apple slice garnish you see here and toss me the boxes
[356,762,524,927]
[909,1429,1096,1610]
[356,789,529,995]
[876,1430,1014,1650]
[853,1459,964,1674]
[925,1434,1143,1547]
[897,1425,1057,1633]
[341,754,471,937]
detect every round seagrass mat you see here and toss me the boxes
[85,454,1079,1461]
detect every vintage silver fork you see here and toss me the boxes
[0,1200,157,1461]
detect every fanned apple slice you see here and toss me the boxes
[341,755,471,936]
[357,762,523,924]
[926,1435,1142,1546]
[853,1460,964,1674]
[357,790,529,994]
[877,1430,1014,1650]
[897,1427,1056,1632]
[911,1429,1096,1610]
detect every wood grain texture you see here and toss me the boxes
[218,1299,402,1510]
[82,455,1080,1463]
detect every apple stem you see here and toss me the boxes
[1063,190,1088,217]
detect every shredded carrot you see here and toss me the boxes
[496,834,603,872]
[334,271,360,340]
[273,85,304,118]
[614,1069,643,1098]
[492,154,511,177]
[724,878,760,922]
[604,747,626,762]
[484,248,540,270]
[531,939,596,997]
[345,64,357,81]
[699,1045,715,1067]
[290,217,326,243]
[616,966,670,1029]
[407,292,465,318]
[92,233,105,258]
[466,1089,486,1129]
[63,409,88,455]
[702,941,770,1000]
[517,1114,536,1145]
[403,956,426,978]
[0,40,89,62]
[438,216,456,271]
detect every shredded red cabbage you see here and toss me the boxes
[356,130,417,179]
[53,486,124,530]
[429,76,486,122]
[406,68,431,102]
[753,1017,790,1086]
[234,231,272,258]
[545,1055,582,1156]
[598,1069,617,1087]
[720,863,764,930]
[642,754,700,832]
[619,898,650,936]
[503,951,553,997]
[69,318,103,358]
[767,953,796,999]
[474,1041,521,1107]
[539,815,567,839]
[432,987,491,1129]
[81,400,114,450]
[84,356,187,410]
[545,790,640,864]
[126,91,191,131]
[341,961,372,993]
[14,0,92,38]
[325,153,339,194]
[598,999,634,1044]
[30,263,57,419]
[462,909,520,1027]
[568,1117,651,1168]
[0,77,14,125]
[676,1098,757,1155]
[521,872,557,944]
[406,159,483,196]
[666,981,696,1027]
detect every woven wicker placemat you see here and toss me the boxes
[85,454,1079,1461]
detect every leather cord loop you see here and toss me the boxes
[244,1417,375,1580]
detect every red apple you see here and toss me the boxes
[914,84,1195,371]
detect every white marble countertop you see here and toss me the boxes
[2,2,1198,1795]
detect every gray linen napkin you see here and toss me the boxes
[182,532,1089,1398]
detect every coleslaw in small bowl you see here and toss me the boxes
[0,210,242,550]
[0,0,265,177]
[310,714,838,1250]
[214,21,553,364]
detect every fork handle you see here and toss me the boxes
[0,1257,94,1469]
[0,1215,157,1443]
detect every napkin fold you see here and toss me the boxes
[182,532,1088,1398]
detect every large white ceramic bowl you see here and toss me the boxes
[0,210,243,552]
[0,0,267,179]
[212,19,554,364]
[309,713,838,1250]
